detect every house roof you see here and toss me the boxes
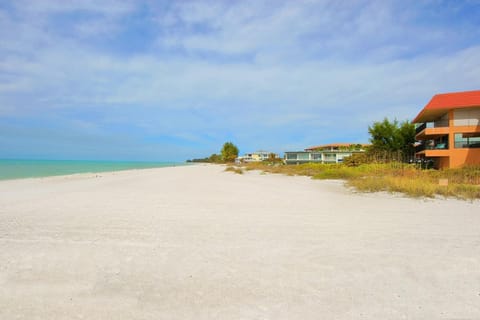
[413,90,480,123]
[305,143,369,151]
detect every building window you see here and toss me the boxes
[453,108,480,126]
[286,153,297,160]
[298,153,310,160]
[454,133,480,148]
[324,153,336,162]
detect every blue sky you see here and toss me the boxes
[1,0,480,161]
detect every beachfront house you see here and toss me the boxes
[284,143,368,164]
[236,151,278,163]
[413,90,480,169]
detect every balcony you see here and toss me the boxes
[415,120,450,139]
[415,141,448,153]
[415,120,449,134]
[415,122,427,135]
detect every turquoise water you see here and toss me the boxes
[0,159,183,181]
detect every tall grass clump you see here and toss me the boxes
[349,176,437,198]
[312,165,362,180]
[242,161,480,200]
[225,166,244,174]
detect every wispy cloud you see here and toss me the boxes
[1,0,479,160]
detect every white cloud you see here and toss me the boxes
[1,0,480,159]
[13,0,136,16]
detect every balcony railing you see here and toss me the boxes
[415,122,426,135]
[415,120,449,135]
[431,120,449,128]
[415,142,449,153]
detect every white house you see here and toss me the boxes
[236,151,278,163]
[284,143,368,164]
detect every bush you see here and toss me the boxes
[225,166,243,174]
[242,161,480,200]
[343,153,369,166]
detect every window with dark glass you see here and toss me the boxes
[454,133,480,148]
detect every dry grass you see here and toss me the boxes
[225,166,244,174]
[242,162,480,200]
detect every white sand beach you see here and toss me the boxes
[0,164,479,319]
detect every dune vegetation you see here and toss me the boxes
[239,162,480,200]
[225,166,244,174]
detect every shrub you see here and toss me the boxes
[225,166,243,174]
[242,161,480,200]
[343,153,369,166]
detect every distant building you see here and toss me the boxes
[413,90,480,169]
[236,151,278,163]
[284,143,368,164]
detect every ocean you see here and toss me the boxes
[0,159,183,181]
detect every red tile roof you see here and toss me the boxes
[413,90,480,123]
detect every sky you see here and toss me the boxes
[1,0,480,161]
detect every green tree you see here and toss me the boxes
[220,142,239,162]
[397,120,416,155]
[368,118,415,156]
[208,154,222,163]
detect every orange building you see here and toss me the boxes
[413,90,480,169]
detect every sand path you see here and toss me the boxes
[0,164,479,319]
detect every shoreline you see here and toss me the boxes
[0,159,187,182]
[1,164,479,319]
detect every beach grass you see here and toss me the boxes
[225,166,244,174]
[241,162,480,200]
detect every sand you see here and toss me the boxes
[0,164,479,319]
